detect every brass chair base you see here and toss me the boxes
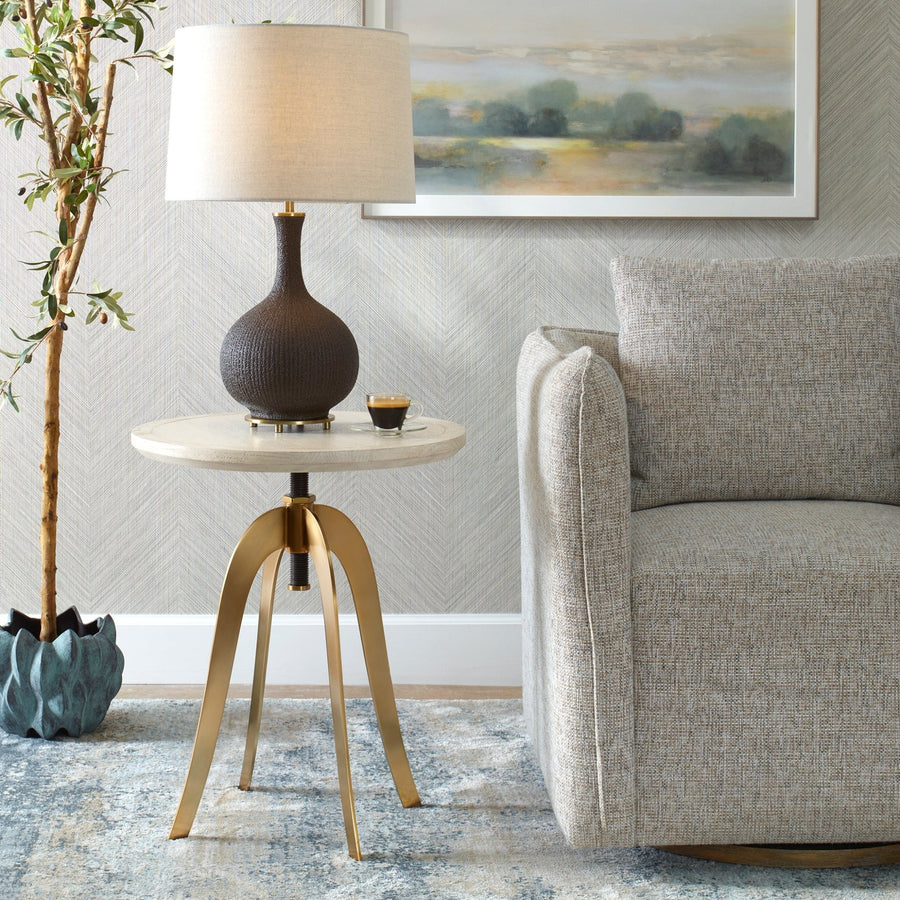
[168,492,420,860]
[662,843,900,869]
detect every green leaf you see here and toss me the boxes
[47,293,57,319]
[133,20,144,52]
[52,166,82,179]
[12,326,52,343]
[7,386,20,413]
[13,118,23,140]
[14,92,32,117]
[0,74,17,94]
[58,218,68,244]
[2,49,30,59]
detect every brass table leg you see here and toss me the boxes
[314,505,421,809]
[168,485,419,861]
[169,507,286,840]
[305,506,363,860]
[240,548,284,790]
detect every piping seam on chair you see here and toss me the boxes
[576,350,608,836]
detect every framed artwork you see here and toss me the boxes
[363,0,818,218]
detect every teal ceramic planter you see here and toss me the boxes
[0,607,124,739]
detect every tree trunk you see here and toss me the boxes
[38,313,63,643]
[39,228,75,644]
[35,6,117,642]
[37,3,98,643]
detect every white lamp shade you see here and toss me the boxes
[165,25,415,203]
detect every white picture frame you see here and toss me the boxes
[363,0,818,219]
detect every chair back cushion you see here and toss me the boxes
[611,256,900,510]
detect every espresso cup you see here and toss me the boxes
[365,393,423,432]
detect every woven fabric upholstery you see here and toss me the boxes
[518,310,900,850]
[611,256,900,510]
[631,499,900,844]
[517,326,635,848]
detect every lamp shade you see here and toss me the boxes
[165,24,415,203]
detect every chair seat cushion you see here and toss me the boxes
[611,256,900,510]
[631,498,900,579]
[628,500,900,844]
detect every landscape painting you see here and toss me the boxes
[363,0,818,217]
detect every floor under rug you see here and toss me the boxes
[0,699,897,899]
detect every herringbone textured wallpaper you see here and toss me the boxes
[1,0,898,616]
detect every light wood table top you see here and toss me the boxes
[131,411,466,473]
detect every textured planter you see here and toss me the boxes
[0,607,124,738]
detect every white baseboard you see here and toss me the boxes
[110,614,522,686]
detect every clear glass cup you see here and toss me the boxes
[365,392,424,432]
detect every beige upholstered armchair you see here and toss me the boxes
[516,256,900,865]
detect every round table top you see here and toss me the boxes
[130,411,466,473]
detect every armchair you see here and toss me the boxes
[516,256,900,866]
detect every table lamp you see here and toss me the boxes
[165,25,414,427]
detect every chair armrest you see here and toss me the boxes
[516,325,635,847]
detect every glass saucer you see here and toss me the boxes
[350,422,427,434]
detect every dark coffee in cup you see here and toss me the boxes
[366,396,410,430]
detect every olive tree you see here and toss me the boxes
[0,0,171,641]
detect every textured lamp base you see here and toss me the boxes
[220,212,358,422]
[662,843,900,868]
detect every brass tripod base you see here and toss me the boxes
[662,843,900,868]
[168,495,420,860]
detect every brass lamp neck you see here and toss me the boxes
[276,200,305,218]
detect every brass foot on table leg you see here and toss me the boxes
[240,548,284,791]
[305,507,363,861]
[169,507,286,841]
[314,505,421,809]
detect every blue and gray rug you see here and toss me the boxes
[0,699,896,899]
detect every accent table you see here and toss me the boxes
[131,411,466,859]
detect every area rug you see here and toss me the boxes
[0,699,897,899]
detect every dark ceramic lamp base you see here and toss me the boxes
[220,212,358,422]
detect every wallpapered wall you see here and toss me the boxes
[0,0,898,617]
